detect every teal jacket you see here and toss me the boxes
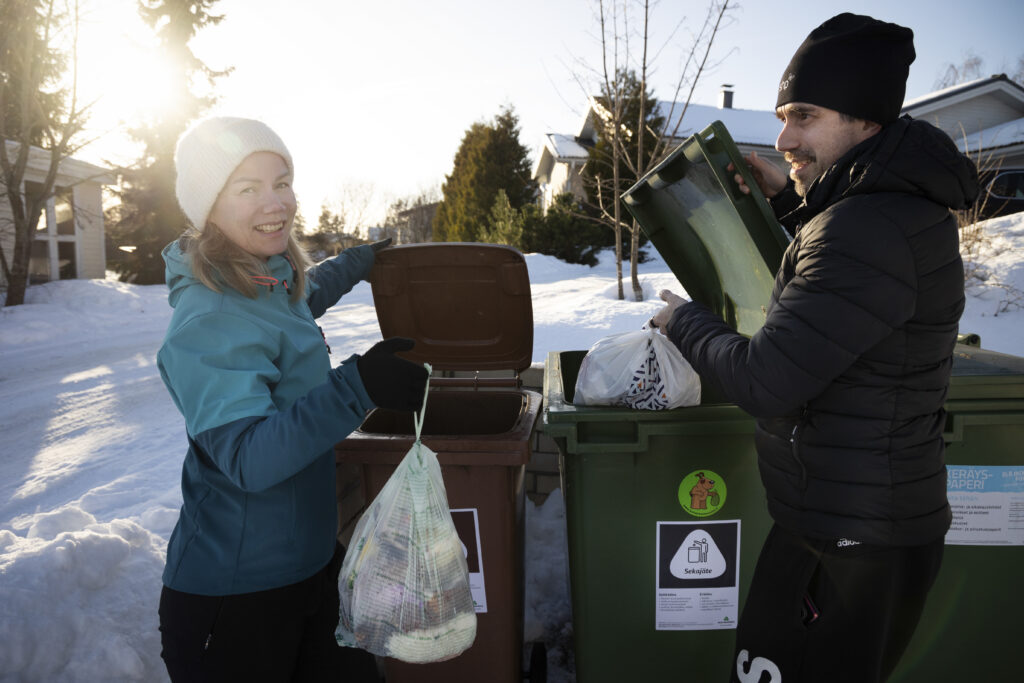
[158,240,377,595]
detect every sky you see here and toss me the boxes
[1,211,1023,681]
[67,0,1024,227]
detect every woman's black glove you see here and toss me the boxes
[370,238,392,252]
[356,337,428,411]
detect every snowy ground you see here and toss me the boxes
[1,213,1022,682]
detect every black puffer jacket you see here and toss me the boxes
[667,117,978,546]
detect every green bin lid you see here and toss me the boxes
[949,344,1024,400]
[369,243,534,372]
[623,121,790,337]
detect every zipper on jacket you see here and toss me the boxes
[790,407,809,490]
[202,596,227,658]
[318,325,332,354]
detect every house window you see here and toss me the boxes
[26,182,78,284]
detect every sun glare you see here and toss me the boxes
[54,0,187,164]
[77,9,179,122]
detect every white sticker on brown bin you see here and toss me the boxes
[451,508,487,613]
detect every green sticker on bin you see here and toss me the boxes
[678,470,726,517]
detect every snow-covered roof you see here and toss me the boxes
[958,116,1024,154]
[3,139,115,184]
[532,132,592,180]
[652,101,779,147]
[544,133,590,160]
[903,76,994,109]
[903,74,1024,112]
[534,98,780,180]
[578,97,779,149]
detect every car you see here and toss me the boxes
[976,168,1024,219]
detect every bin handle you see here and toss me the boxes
[942,413,964,444]
[942,411,1024,445]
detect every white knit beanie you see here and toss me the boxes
[174,117,293,231]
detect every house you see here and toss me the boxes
[533,85,783,213]
[902,73,1024,170]
[535,75,1024,214]
[533,133,591,214]
[1,140,114,290]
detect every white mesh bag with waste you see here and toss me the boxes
[336,366,477,663]
[574,325,701,410]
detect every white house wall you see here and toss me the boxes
[541,160,585,210]
[0,145,112,289]
[914,97,1023,143]
[72,182,106,279]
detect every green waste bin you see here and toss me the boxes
[541,121,1024,681]
[889,344,1024,682]
[542,349,771,682]
[539,121,789,682]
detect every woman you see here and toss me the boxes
[156,116,426,682]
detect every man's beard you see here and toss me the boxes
[786,151,816,197]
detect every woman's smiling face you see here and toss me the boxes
[207,151,296,260]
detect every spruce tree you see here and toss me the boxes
[105,0,227,284]
[479,189,523,247]
[520,193,605,266]
[433,105,536,243]
[0,0,66,147]
[0,0,90,307]
[584,68,664,213]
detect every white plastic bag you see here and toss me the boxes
[336,367,476,663]
[573,327,701,409]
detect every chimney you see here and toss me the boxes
[719,84,734,109]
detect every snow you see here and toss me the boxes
[541,134,590,161]
[2,214,1023,682]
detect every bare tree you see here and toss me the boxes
[934,51,985,90]
[383,187,440,244]
[322,180,380,240]
[579,0,732,300]
[1,0,93,307]
[596,0,627,300]
[935,51,1024,90]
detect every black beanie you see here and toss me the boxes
[776,13,915,124]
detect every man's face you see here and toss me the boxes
[775,103,880,196]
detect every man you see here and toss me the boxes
[651,13,978,683]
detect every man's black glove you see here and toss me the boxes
[356,337,428,412]
[370,238,392,252]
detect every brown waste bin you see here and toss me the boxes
[336,243,541,683]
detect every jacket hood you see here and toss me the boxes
[162,238,299,308]
[163,239,197,309]
[798,116,980,219]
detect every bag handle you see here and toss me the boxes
[412,363,433,450]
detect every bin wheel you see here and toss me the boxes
[526,642,547,683]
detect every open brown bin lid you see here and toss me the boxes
[369,243,534,373]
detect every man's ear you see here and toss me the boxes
[863,120,882,136]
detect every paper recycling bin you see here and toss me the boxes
[336,243,542,683]
[541,120,1024,681]
[889,342,1024,683]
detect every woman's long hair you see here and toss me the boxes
[183,222,313,302]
